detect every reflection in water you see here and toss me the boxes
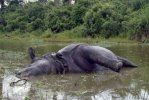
[2,75,31,100]
[1,40,149,100]
[2,73,149,100]
[92,88,149,100]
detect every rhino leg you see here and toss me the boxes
[94,55,123,72]
[117,56,137,68]
[82,46,123,72]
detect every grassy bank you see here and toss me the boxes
[0,31,137,44]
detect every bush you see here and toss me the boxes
[47,8,73,33]
[1,0,149,39]
[19,22,27,32]
[0,25,4,32]
[101,20,120,38]
[83,3,123,37]
[31,18,46,31]
[5,21,19,32]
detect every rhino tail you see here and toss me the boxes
[117,56,137,68]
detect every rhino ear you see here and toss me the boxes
[28,47,36,60]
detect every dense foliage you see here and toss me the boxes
[0,0,149,40]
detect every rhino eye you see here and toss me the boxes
[15,72,21,78]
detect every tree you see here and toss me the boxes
[0,0,5,12]
[54,0,62,6]
[63,0,70,5]
[0,0,4,7]
[38,0,48,4]
[9,0,25,6]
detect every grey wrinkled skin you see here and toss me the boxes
[16,56,60,78]
[16,43,137,79]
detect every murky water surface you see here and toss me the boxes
[0,39,149,100]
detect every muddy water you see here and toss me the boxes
[0,39,149,100]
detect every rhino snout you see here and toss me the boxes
[15,69,30,79]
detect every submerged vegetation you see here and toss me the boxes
[0,0,149,41]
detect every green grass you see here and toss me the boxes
[0,31,137,44]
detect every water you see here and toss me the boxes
[0,39,149,100]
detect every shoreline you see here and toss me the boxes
[0,34,147,45]
[0,34,135,42]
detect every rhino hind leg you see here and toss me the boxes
[82,46,123,72]
[117,56,137,68]
[96,56,123,72]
